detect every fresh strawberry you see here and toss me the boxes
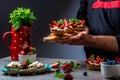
[62,63,72,71]
[22,61,28,69]
[115,57,120,62]
[27,52,33,55]
[23,45,30,53]
[52,63,59,68]
[20,50,25,55]
[64,73,73,80]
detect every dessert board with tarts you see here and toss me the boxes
[43,18,86,42]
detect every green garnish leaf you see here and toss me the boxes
[70,61,75,68]
[26,58,32,64]
[69,61,81,69]
[74,63,81,69]
[57,19,64,25]
[30,47,37,53]
[56,60,61,65]
[54,72,65,79]
[69,18,80,24]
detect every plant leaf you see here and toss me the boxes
[13,21,21,30]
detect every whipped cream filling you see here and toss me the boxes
[50,24,84,31]
[50,26,68,31]
[29,61,44,67]
[7,62,22,67]
[29,61,39,67]
[77,24,84,27]
[88,61,100,65]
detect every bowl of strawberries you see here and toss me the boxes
[18,43,37,63]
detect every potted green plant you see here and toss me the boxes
[2,7,37,60]
[9,7,37,30]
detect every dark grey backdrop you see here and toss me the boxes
[0,0,86,60]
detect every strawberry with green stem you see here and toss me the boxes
[22,58,31,69]
[51,60,61,68]
[62,62,72,71]
[64,73,73,80]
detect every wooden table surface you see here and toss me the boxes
[0,57,118,80]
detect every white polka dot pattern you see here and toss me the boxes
[20,38,22,40]
[20,31,23,34]
[14,40,16,42]
[19,45,22,47]
[14,34,17,36]
[14,47,16,49]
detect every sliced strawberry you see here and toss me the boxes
[53,20,59,26]
[68,23,73,27]
[72,23,77,27]
[49,24,53,28]
[80,19,85,25]
[60,24,66,29]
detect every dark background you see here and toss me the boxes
[0,0,86,60]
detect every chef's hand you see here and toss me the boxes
[55,27,93,46]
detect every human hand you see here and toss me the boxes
[55,27,92,46]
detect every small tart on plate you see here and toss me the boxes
[86,55,105,71]
[2,62,22,75]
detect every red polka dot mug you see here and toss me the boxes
[2,26,32,60]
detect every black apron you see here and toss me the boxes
[84,0,120,59]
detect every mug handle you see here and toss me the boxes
[2,31,12,50]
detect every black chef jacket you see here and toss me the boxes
[76,0,120,59]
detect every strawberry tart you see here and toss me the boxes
[85,54,105,71]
